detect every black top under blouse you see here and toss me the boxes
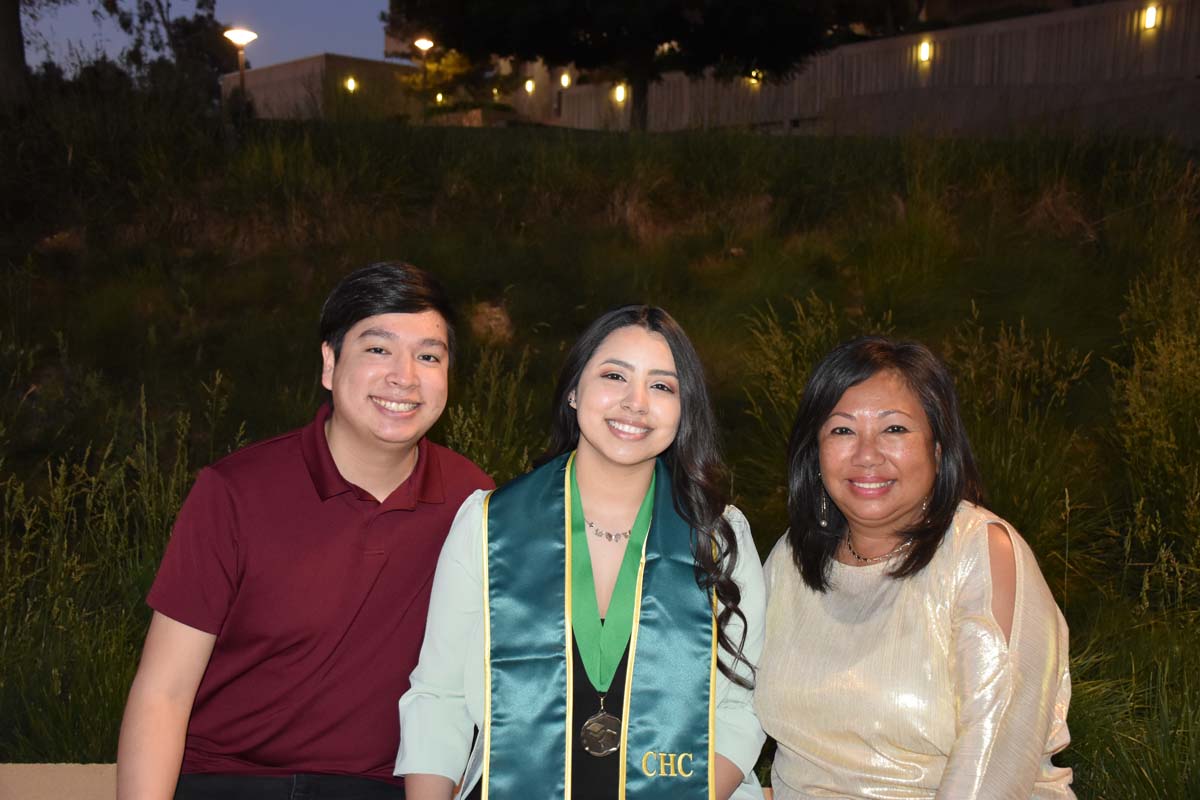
[466,632,630,799]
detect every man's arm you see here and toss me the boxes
[116,612,217,800]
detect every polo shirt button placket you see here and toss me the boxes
[364,509,391,556]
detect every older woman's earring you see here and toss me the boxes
[819,491,829,528]
[568,392,577,409]
[921,496,929,517]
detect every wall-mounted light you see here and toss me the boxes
[344,76,358,93]
[492,87,499,99]
[436,92,444,104]
[560,73,571,89]
[1144,4,1159,29]
[747,69,763,86]
[524,79,535,94]
[614,84,627,103]
[918,41,933,63]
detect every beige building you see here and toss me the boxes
[220,53,419,120]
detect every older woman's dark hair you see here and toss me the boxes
[785,336,984,592]
[538,305,752,688]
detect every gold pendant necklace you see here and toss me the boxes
[845,535,914,564]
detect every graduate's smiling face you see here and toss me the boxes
[321,310,450,454]
[570,325,681,470]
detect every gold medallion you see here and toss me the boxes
[580,695,621,757]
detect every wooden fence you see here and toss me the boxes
[509,0,1200,137]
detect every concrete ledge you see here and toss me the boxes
[0,765,771,799]
[0,764,116,800]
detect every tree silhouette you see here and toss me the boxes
[387,0,829,131]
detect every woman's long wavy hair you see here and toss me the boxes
[786,336,984,592]
[536,305,752,688]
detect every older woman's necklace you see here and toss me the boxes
[845,534,914,564]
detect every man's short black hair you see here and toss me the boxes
[319,262,457,361]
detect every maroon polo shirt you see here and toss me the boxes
[147,404,493,783]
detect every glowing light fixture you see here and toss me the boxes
[560,73,571,89]
[224,28,257,96]
[1144,4,1159,29]
[414,37,434,52]
[223,28,257,47]
[748,69,763,86]
[918,41,932,63]
[524,79,535,94]
[492,87,499,99]
[344,76,358,93]
[614,83,627,103]
[436,92,444,104]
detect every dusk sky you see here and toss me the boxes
[24,0,392,71]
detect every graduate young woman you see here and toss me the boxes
[397,305,767,800]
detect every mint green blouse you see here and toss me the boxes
[396,490,767,799]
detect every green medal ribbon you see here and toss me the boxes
[569,461,656,694]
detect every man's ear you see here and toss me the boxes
[321,342,336,391]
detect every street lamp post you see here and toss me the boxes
[223,28,258,95]
[414,37,434,94]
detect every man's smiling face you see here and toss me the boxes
[321,310,450,455]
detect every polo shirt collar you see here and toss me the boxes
[301,403,446,509]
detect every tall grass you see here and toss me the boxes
[740,296,892,533]
[442,346,541,483]
[942,307,1095,559]
[1111,261,1200,610]
[1,402,193,759]
[1065,614,1200,797]
[2,99,1199,790]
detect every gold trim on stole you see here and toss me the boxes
[481,491,494,800]
[616,528,650,800]
[563,453,576,800]
[707,586,718,800]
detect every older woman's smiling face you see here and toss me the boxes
[818,370,939,540]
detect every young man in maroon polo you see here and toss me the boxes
[117,263,494,800]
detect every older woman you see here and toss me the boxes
[755,336,1074,799]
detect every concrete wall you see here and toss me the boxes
[220,54,421,120]
[221,55,325,118]
[0,766,773,800]
[0,766,771,800]
[0,764,115,800]
[516,0,1200,138]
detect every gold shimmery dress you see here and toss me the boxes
[755,502,1074,799]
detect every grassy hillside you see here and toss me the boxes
[1,97,1197,795]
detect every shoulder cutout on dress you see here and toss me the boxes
[987,522,1017,644]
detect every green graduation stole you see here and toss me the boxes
[480,451,717,799]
